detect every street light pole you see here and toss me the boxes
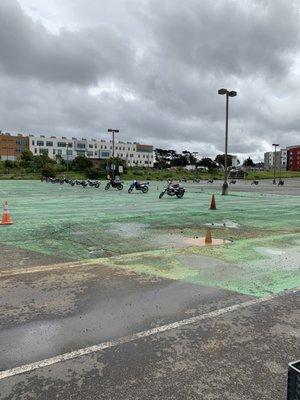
[218,88,237,195]
[108,129,119,181]
[272,143,279,184]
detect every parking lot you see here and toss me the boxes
[0,179,299,399]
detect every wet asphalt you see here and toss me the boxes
[0,179,299,400]
[0,285,298,400]
[0,263,250,371]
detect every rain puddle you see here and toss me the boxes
[255,247,284,256]
[204,220,239,229]
[109,222,148,238]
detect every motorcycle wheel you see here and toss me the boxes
[105,183,110,190]
[117,184,123,190]
[141,186,149,193]
[176,190,184,198]
[128,187,133,193]
[95,183,100,188]
[159,192,165,199]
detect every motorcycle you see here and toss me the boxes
[159,182,185,199]
[128,180,149,193]
[105,180,124,190]
[87,180,100,188]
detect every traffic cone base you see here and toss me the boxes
[0,201,13,225]
[210,194,217,210]
[205,227,212,244]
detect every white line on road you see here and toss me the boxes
[0,287,298,380]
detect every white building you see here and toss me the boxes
[231,156,238,168]
[28,135,154,167]
[264,149,287,171]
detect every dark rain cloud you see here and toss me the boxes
[0,0,299,160]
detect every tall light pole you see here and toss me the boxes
[218,88,237,195]
[272,143,279,184]
[108,129,119,181]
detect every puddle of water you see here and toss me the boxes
[184,237,231,247]
[255,247,284,256]
[204,220,239,229]
[109,222,148,238]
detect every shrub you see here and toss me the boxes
[86,166,101,179]
[42,163,56,178]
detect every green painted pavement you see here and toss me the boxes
[0,180,299,297]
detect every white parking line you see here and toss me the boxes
[0,287,298,380]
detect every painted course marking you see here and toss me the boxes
[0,287,298,380]
[0,260,98,278]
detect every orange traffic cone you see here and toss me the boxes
[210,194,217,210]
[205,227,212,244]
[1,201,13,225]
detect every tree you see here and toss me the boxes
[41,163,56,178]
[197,158,218,171]
[33,154,56,169]
[214,154,234,168]
[71,156,93,171]
[154,148,175,169]
[4,160,15,169]
[243,157,255,167]
[86,166,101,179]
[20,150,34,162]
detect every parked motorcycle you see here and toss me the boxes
[105,180,124,190]
[251,180,259,185]
[159,182,185,199]
[128,180,149,193]
[230,180,236,184]
[87,180,100,188]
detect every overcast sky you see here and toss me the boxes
[1,0,300,161]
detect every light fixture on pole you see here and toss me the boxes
[272,143,279,184]
[218,88,237,195]
[107,129,119,181]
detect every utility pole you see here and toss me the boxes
[272,143,279,184]
[218,88,237,195]
[108,129,119,181]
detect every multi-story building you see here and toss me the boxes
[287,145,300,171]
[29,135,75,160]
[264,149,287,171]
[29,135,154,167]
[0,133,29,161]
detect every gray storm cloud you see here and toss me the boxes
[0,0,299,160]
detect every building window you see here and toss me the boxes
[77,143,86,149]
[37,141,44,146]
[46,141,53,147]
[39,148,49,155]
[89,144,93,148]
[34,148,37,154]
[57,149,62,156]
[57,142,66,147]
[32,140,35,145]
